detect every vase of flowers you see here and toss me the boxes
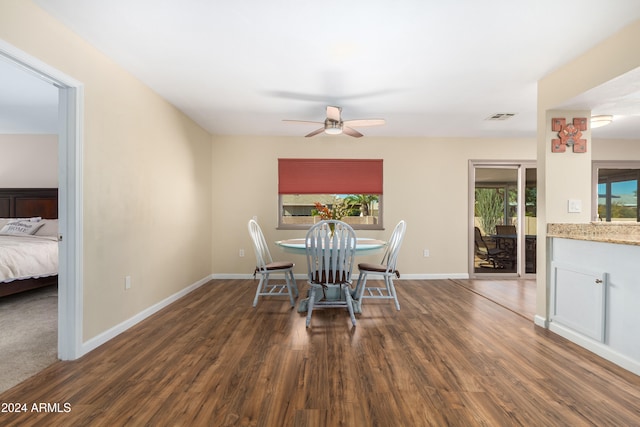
[312,201,344,236]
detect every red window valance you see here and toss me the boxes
[278,158,383,194]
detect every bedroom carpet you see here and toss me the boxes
[0,285,57,394]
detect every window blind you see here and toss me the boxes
[278,159,383,194]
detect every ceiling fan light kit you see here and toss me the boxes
[284,105,385,138]
[324,121,343,135]
[590,115,613,129]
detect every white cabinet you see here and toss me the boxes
[550,263,606,342]
[550,238,640,374]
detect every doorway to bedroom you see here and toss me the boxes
[0,42,83,369]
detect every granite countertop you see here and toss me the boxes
[547,222,640,245]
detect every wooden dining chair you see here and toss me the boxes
[353,220,406,311]
[248,219,298,307]
[304,220,358,327]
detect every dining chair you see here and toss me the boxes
[353,220,406,311]
[474,226,509,269]
[494,224,517,261]
[495,224,516,236]
[248,219,298,307]
[304,220,358,327]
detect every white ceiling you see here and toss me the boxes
[3,0,640,138]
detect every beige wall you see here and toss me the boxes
[0,1,213,341]
[212,135,537,277]
[592,138,640,160]
[0,134,57,187]
[544,110,593,224]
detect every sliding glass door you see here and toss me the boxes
[470,162,536,277]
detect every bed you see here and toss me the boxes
[0,188,58,297]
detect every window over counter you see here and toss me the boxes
[592,161,640,222]
[278,158,383,230]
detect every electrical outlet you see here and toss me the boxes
[239,249,245,257]
[125,275,131,290]
[423,249,430,257]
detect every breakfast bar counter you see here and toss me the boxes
[547,222,640,245]
[547,222,640,375]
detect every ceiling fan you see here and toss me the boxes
[283,106,385,138]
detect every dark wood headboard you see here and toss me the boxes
[0,188,58,219]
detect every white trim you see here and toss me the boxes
[211,273,470,280]
[549,322,640,376]
[0,40,84,360]
[399,273,470,280]
[57,86,84,360]
[212,274,257,280]
[0,41,83,88]
[534,315,548,328]
[81,275,214,356]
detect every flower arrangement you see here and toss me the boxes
[312,201,352,221]
[312,201,342,236]
[312,202,334,220]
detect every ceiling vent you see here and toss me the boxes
[486,113,516,121]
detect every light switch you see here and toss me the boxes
[568,199,582,213]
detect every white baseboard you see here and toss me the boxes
[549,322,640,376]
[212,273,254,279]
[534,315,548,328]
[80,274,214,356]
[211,273,471,280]
[400,273,470,280]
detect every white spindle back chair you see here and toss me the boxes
[304,220,357,327]
[248,219,298,307]
[353,220,406,311]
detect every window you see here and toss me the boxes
[278,159,383,230]
[593,163,640,222]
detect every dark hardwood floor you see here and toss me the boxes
[1,279,639,426]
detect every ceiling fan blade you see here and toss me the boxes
[283,119,323,125]
[343,127,363,138]
[305,127,325,137]
[343,119,386,127]
[326,106,341,122]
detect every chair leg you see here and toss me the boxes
[344,286,356,326]
[289,271,299,298]
[284,272,295,307]
[387,276,400,311]
[354,271,368,301]
[253,275,266,307]
[306,287,316,328]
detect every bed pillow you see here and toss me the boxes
[0,219,45,236]
[0,217,41,224]
[34,219,59,237]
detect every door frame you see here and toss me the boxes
[0,40,84,360]
[469,160,536,278]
